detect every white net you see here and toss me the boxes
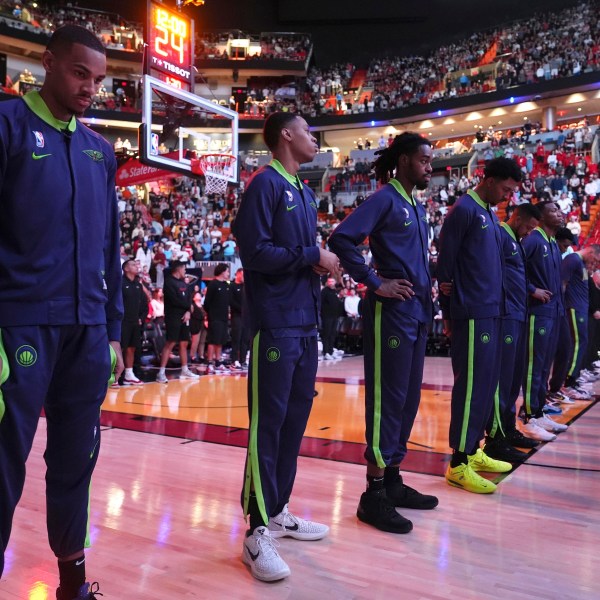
[197,154,236,196]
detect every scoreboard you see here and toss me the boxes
[146,0,194,90]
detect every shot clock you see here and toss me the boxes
[146,0,194,90]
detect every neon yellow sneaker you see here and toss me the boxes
[468,448,512,473]
[445,462,497,494]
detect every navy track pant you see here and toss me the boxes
[449,318,501,454]
[241,330,317,526]
[362,297,427,467]
[549,315,571,393]
[0,325,110,576]
[523,314,559,417]
[565,309,588,382]
[488,319,526,437]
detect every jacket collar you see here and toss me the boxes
[23,91,77,133]
[389,178,415,206]
[269,159,302,190]
[467,188,489,210]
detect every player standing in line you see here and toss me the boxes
[547,244,600,399]
[483,203,543,461]
[437,158,521,493]
[520,202,570,439]
[233,113,340,582]
[0,26,123,599]
[329,133,439,534]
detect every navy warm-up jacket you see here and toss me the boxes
[0,92,123,340]
[233,160,321,331]
[499,222,528,323]
[437,190,504,320]
[328,179,432,324]
[522,227,564,317]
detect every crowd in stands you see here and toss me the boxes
[3,1,599,123]
[0,0,141,51]
[234,1,600,118]
[196,31,311,62]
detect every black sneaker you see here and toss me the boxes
[385,475,439,510]
[56,582,103,600]
[484,437,529,463]
[505,428,540,449]
[357,489,413,533]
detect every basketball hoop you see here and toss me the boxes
[191,153,236,196]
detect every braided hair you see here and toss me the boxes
[373,132,431,184]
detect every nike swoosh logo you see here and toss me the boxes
[286,205,298,211]
[75,558,85,566]
[248,549,259,561]
[481,224,489,229]
[543,253,549,257]
[512,251,518,256]
[32,152,52,160]
[404,221,412,226]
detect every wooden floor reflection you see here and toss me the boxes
[2,356,599,598]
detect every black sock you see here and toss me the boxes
[450,451,468,468]
[247,493,267,534]
[366,475,384,492]
[383,466,400,486]
[58,556,85,599]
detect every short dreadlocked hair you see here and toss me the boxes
[373,132,431,184]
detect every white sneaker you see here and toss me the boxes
[530,414,568,433]
[333,348,344,356]
[521,420,556,442]
[324,353,334,360]
[156,372,168,384]
[561,386,591,400]
[242,526,291,582]
[268,504,329,541]
[123,376,143,385]
[579,369,599,381]
[180,367,199,379]
[593,360,600,368]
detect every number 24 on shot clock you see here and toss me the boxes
[147,1,194,87]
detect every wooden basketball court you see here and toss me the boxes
[2,356,599,599]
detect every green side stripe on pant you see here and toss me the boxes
[372,302,385,468]
[524,316,536,415]
[85,482,92,548]
[242,332,269,525]
[490,383,504,438]
[458,319,475,453]
[0,329,9,424]
[568,309,579,377]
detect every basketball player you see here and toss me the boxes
[156,261,199,383]
[484,203,543,461]
[437,158,521,493]
[0,26,123,599]
[233,112,339,582]
[329,133,439,534]
[204,263,230,374]
[547,244,600,399]
[119,259,148,386]
[520,202,569,439]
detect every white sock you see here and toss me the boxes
[159,368,165,375]
[125,368,134,378]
